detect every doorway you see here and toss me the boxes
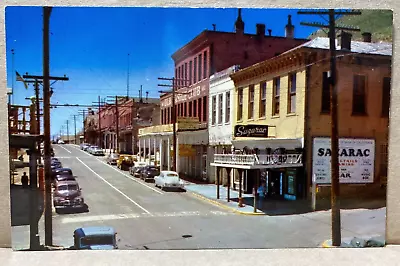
[268,170,283,199]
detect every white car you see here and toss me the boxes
[154,171,185,190]
[58,140,65,144]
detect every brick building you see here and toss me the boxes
[91,96,160,154]
[140,9,309,181]
[211,32,392,201]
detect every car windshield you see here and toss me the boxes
[56,176,75,181]
[111,154,119,158]
[59,170,72,175]
[166,173,178,177]
[80,235,114,246]
[58,184,78,191]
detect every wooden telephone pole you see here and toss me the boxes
[78,109,86,142]
[20,6,70,246]
[158,77,190,172]
[298,9,361,247]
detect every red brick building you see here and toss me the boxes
[142,10,310,181]
[86,96,160,153]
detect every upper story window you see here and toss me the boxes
[321,71,330,114]
[225,91,230,123]
[288,72,297,114]
[248,85,255,119]
[259,81,266,118]
[237,88,243,121]
[212,95,216,125]
[203,51,208,79]
[352,74,367,115]
[218,93,223,124]
[272,77,280,116]
[189,61,193,86]
[193,57,197,84]
[198,54,202,83]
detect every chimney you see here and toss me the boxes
[256,23,266,36]
[146,91,149,102]
[362,32,372,43]
[338,31,352,51]
[212,24,216,31]
[234,8,245,34]
[285,15,294,38]
[268,29,272,36]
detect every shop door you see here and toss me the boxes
[268,171,282,199]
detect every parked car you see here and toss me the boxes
[117,155,134,171]
[83,144,92,152]
[80,143,90,150]
[51,160,62,170]
[51,167,73,180]
[154,171,185,191]
[53,180,84,213]
[129,162,147,177]
[140,165,160,182]
[53,174,77,187]
[106,153,119,165]
[58,140,65,144]
[91,146,105,156]
[71,226,118,250]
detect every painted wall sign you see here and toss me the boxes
[160,80,209,108]
[234,125,268,138]
[312,138,375,184]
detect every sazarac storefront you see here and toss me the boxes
[211,124,306,201]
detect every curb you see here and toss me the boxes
[321,240,333,248]
[188,191,267,216]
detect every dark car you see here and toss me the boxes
[53,174,77,187]
[51,160,62,170]
[53,180,84,213]
[51,167,73,180]
[140,166,160,182]
[129,165,145,178]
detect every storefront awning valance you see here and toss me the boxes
[231,138,304,150]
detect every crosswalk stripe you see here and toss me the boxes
[60,210,233,224]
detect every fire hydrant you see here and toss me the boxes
[238,197,244,207]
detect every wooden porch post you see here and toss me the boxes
[216,166,220,199]
[238,169,243,207]
[254,169,260,213]
[226,167,232,202]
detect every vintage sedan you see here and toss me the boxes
[51,167,73,180]
[106,153,119,165]
[53,180,85,213]
[154,171,185,191]
[91,146,105,156]
[140,165,160,182]
[117,155,134,171]
[53,174,77,187]
[72,226,118,250]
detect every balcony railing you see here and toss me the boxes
[213,153,303,166]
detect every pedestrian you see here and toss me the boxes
[21,172,29,188]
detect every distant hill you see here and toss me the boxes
[308,10,393,42]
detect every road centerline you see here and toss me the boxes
[75,157,151,214]
[56,144,72,153]
[95,157,164,195]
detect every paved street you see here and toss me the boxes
[11,144,385,250]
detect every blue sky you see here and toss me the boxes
[5,6,332,137]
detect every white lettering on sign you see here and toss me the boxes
[312,138,375,184]
[235,125,267,137]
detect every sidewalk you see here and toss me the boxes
[183,182,386,216]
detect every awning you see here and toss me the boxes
[231,138,304,150]
[178,129,208,145]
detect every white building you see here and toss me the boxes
[208,65,239,183]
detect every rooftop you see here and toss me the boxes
[283,37,392,56]
[80,226,116,236]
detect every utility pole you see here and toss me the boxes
[66,120,69,144]
[73,115,77,144]
[127,53,130,99]
[107,95,120,153]
[298,8,361,247]
[78,109,86,142]
[42,6,52,247]
[158,77,190,172]
[35,80,41,164]
[21,6,69,247]
[92,96,103,148]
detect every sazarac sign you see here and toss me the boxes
[234,125,268,138]
[312,138,375,184]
